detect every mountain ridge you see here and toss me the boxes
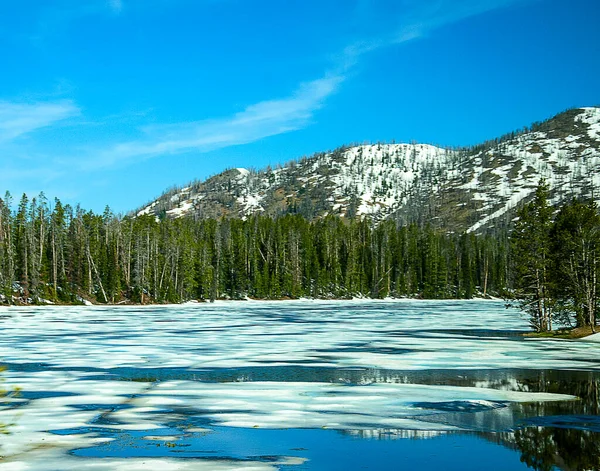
[136,106,600,232]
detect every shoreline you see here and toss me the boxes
[523,325,599,340]
[4,298,597,340]
[0,295,505,308]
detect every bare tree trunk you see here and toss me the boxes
[87,245,108,303]
[52,231,58,298]
[483,257,489,298]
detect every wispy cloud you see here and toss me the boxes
[0,101,80,143]
[78,75,343,170]
[108,0,123,13]
[11,0,527,177]
[60,0,528,171]
[339,0,527,70]
[406,0,526,34]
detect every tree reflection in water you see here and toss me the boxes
[515,427,600,471]
[510,372,600,471]
[342,368,600,471]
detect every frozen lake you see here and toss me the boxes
[0,300,599,470]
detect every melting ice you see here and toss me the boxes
[0,299,597,470]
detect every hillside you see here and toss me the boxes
[137,107,600,232]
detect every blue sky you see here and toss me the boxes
[0,0,599,213]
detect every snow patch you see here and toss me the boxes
[166,200,193,218]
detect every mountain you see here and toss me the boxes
[136,107,600,232]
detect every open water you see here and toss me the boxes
[0,300,598,470]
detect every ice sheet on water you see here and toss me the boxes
[0,377,574,467]
[134,380,573,430]
[0,452,290,471]
[0,300,596,467]
[580,332,600,342]
[0,300,597,372]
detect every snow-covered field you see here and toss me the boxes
[0,300,597,470]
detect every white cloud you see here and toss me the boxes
[0,101,80,143]
[340,0,526,68]
[79,75,344,170]
[70,0,527,171]
[8,0,527,177]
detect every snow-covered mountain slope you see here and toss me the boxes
[136,107,600,232]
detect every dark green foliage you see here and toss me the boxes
[510,182,600,332]
[550,199,600,331]
[510,181,554,332]
[0,194,509,304]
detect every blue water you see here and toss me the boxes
[0,300,598,470]
[72,427,535,470]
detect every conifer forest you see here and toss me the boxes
[1,184,599,335]
[0,191,509,304]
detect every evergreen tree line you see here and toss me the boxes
[510,181,600,332]
[0,192,508,304]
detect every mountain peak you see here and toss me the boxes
[136,107,600,232]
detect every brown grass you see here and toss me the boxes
[523,325,598,339]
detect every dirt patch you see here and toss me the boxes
[523,325,598,339]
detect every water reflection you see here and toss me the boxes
[512,428,600,471]
[323,369,600,471]
[1,301,599,470]
[507,372,600,471]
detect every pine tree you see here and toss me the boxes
[14,194,31,298]
[510,180,554,332]
[0,193,15,301]
[550,199,600,331]
[0,191,512,304]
